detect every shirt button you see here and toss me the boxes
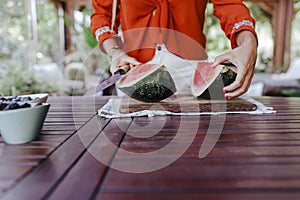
[157,45,162,51]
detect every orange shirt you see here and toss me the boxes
[91,0,256,63]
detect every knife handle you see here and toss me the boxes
[113,65,130,75]
[113,69,126,75]
[221,61,235,67]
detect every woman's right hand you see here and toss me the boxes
[102,38,141,74]
[109,49,141,74]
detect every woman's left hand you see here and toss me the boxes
[212,31,258,99]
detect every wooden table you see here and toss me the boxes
[1,96,300,200]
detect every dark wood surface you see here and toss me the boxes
[119,97,257,113]
[1,96,300,200]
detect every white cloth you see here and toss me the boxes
[148,44,200,94]
[98,95,276,119]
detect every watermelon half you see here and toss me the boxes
[191,62,237,99]
[116,64,177,102]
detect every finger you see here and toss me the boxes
[223,67,245,96]
[223,60,251,90]
[128,62,140,69]
[129,59,141,66]
[129,63,137,69]
[110,61,126,74]
[119,56,141,68]
[125,57,141,67]
[118,64,131,73]
[213,53,232,66]
[223,73,243,93]
[110,64,119,74]
[224,69,253,99]
[213,55,239,74]
[224,79,249,99]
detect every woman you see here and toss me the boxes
[90,0,258,99]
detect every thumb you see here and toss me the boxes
[213,54,230,66]
[127,57,141,65]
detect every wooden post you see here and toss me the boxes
[272,0,294,72]
[27,0,38,64]
[50,0,90,52]
[63,0,75,52]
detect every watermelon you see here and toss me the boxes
[116,64,177,102]
[191,62,237,99]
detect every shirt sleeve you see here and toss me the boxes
[211,0,258,48]
[90,0,122,52]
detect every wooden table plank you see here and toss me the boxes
[0,96,97,198]
[2,96,300,199]
[1,131,87,199]
[97,192,300,200]
[95,96,300,199]
[47,118,131,200]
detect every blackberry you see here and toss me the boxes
[7,103,20,110]
[0,95,42,111]
[0,102,8,110]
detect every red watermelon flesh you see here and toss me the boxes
[191,62,223,96]
[191,61,236,99]
[118,64,158,87]
[116,63,176,102]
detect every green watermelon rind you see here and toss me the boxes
[198,68,237,99]
[117,65,177,102]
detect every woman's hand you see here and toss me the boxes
[213,31,258,99]
[109,48,141,74]
[102,38,140,74]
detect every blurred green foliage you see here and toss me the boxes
[0,0,59,64]
[1,0,299,66]
[0,0,300,96]
[0,61,58,96]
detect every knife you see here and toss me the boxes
[84,66,130,96]
[95,68,126,92]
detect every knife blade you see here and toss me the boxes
[95,68,126,92]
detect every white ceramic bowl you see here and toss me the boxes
[0,94,50,144]
[0,103,50,144]
[28,93,49,103]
